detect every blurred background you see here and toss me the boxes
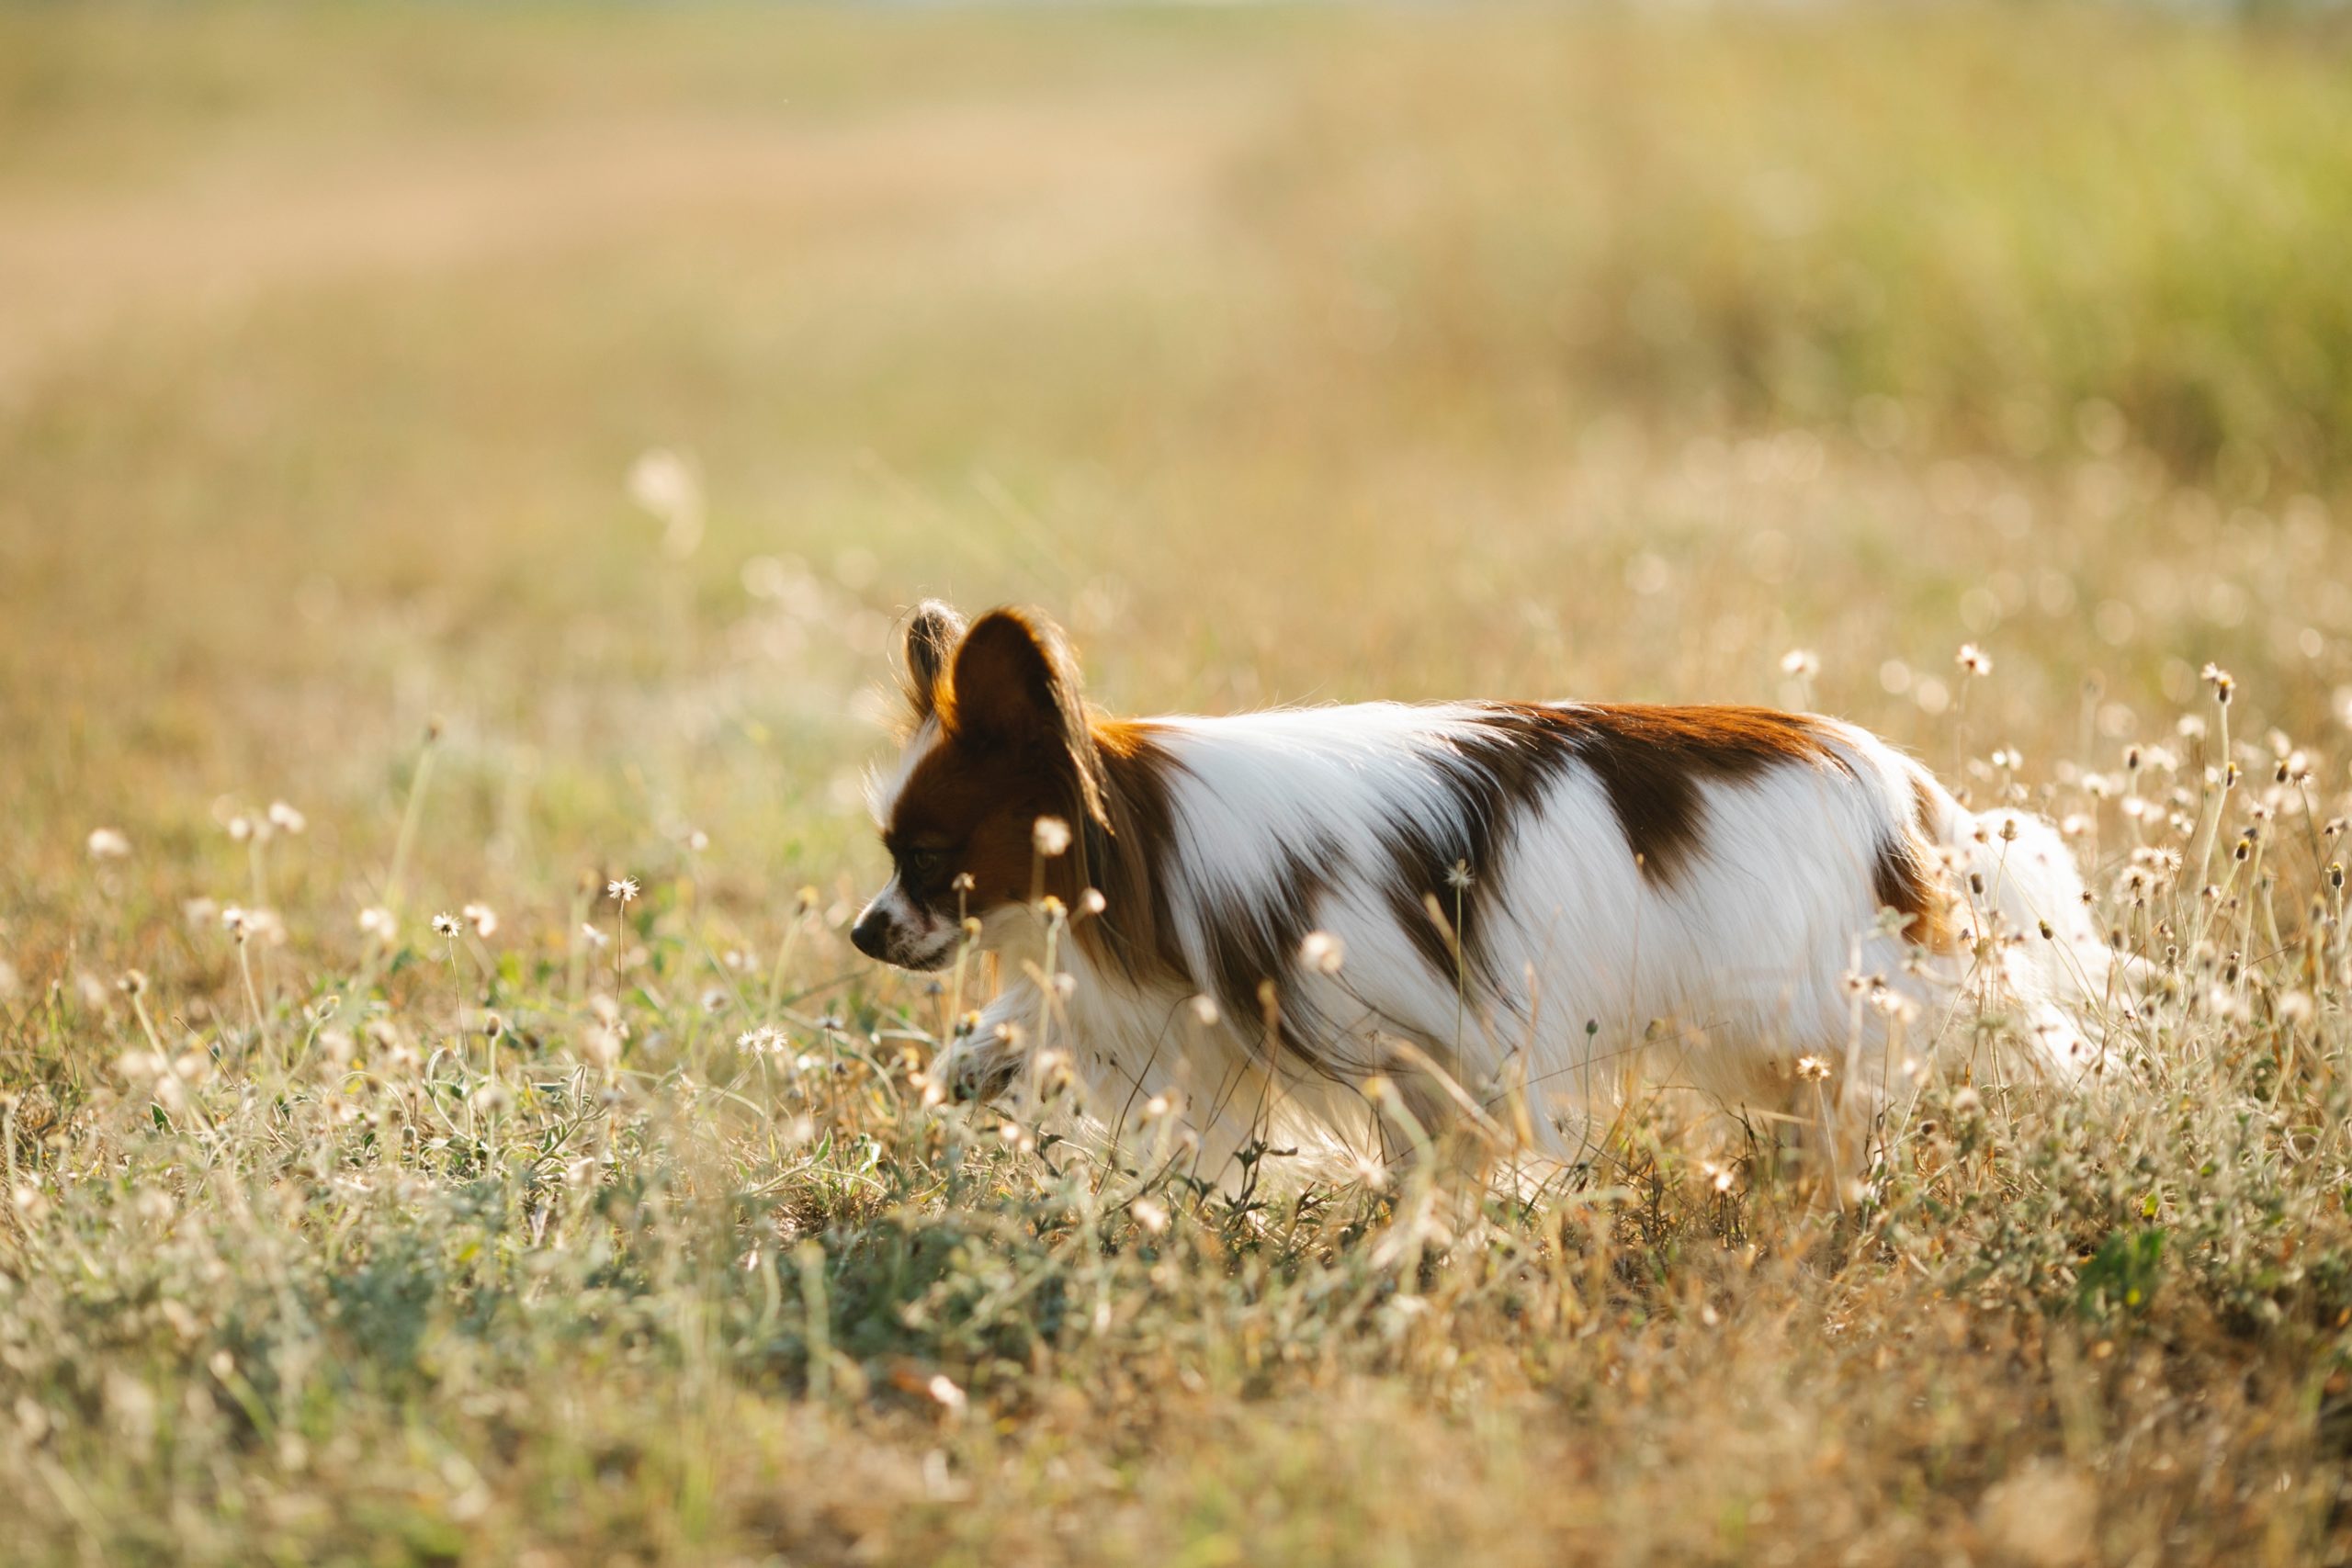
[5,1,2351,936]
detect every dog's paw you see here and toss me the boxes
[930,1039,1023,1109]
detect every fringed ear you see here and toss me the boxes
[943,607,1108,828]
[898,600,967,730]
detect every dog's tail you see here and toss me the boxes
[1907,770,2120,1079]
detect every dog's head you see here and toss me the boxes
[851,601,1107,970]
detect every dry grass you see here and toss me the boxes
[6,5,2352,1564]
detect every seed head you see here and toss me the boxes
[223,906,282,945]
[266,801,306,834]
[357,907,396,943]
[606,877,639,905]
[1299,931,1346,975]
[1033,817,1072,858]
[1780,649,1820,680]
[462,902,499,938]
[2201,663,2234,704]
[1445,860,1476,892]
[431,912,460,937]
[1956,643,1993,677]
[1871,989,1922,1024]
[86,828,130,861]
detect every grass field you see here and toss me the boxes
[7,4,2352,1563]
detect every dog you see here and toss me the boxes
[852,601,2112,1179]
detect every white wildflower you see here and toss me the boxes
[582,1027,623,1068]
[628,447,705,559]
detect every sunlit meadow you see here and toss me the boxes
[6,5,2352,1564]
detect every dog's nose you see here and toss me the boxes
[849,906,890,961]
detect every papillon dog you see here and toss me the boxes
[853,601,2112,1178]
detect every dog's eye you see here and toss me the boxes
[899,848,945,884]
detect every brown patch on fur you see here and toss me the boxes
[1073,720,1188,986]
[1369,703,1854,992]
[1558,705,1853,886]
[1875,774,1957,952]
[1195,836,1346,1074]
[1372,709,1584,991]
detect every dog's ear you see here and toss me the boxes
[944,607,1106,826]
[899,600,967,728]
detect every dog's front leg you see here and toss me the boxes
[928,977,1048,1108]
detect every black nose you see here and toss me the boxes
[850,907,890,962]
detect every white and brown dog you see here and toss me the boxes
[853,602,2111,1176]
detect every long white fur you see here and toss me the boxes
[878,701,2111,1179]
